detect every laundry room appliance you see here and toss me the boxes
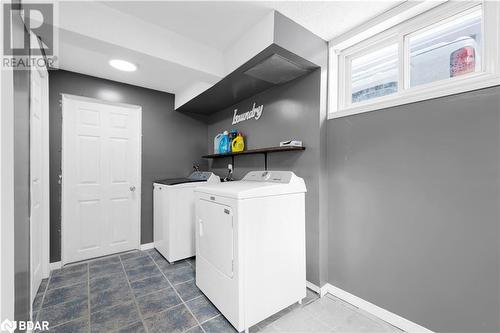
[154,171,219,262]
[194,171,307,332]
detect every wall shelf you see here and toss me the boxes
[202,146,305,170]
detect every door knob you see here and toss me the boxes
[130,186,136,192]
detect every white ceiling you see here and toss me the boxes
[103,1,403,50]
[54,1,403,105]
[100,1,271,50]
[59,29,220,94]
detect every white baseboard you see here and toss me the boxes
[306,281,321,294]
[140,242,154,251]
[319,284,329,297]
[49,261,61,271]
[306,281,329,297]
[324,283,433,333]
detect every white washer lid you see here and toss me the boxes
[153,172,220,188]
[195,171,306,199]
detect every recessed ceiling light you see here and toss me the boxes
[109,59,137,72]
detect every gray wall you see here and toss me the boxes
[327,86,500,332]
[49,70,208,262]
[273,12,330,287]
[12,5,31,324]
[207,70,323,284]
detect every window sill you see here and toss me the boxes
[328,73,500,120]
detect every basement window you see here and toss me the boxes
[408,6,483,88]
[329,1,500,119]
[350,43,399,104]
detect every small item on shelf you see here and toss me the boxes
[214,133,223,154]
[229,129,238,141]
[231,132,245,152]
[219,131,231,154]
[279,140,303,147]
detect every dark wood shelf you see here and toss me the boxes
[202,146,305,170]
[203,146,305,159]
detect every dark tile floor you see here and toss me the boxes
[33,249,318,333]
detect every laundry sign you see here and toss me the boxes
[232,102,264,125]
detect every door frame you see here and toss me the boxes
[29,31,50,311]
[60,94,142,265]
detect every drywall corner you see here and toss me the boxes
[1,48,16,324]
[272,11,327,67]
[223,10,276,75]
[273,10,330,286]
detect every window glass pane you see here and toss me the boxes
[351,44,398,104]
[409,7,482,87]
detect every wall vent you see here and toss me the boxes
[244,53,310,84]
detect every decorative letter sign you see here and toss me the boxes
[232,103,264,125]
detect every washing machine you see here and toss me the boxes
[153,171,219,262]
[194,171,307,332]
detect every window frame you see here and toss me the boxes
[328,1,500,119]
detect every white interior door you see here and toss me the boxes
[30,31,50,311]
[62,95,141,264]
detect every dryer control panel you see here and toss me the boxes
[188,171,216,181]
[242,171,294,183]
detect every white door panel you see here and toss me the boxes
[198,200,234,278]
[62,96,141,264]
